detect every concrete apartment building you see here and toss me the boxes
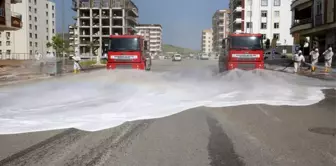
[291,0,336,52]
[136,24,162,56]
[70,0,138,56]
[229,0,293,46]
[212,9,230,54]
[201,29,213,54]
[0,0,55,59]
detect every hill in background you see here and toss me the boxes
[162,44,199,54]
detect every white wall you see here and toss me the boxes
[136,25,162,55]
[244,0,293,46]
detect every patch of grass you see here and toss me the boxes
[80,59,107,67]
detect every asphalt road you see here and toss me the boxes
[0,59,335,166]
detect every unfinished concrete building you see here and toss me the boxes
[70,0,138,56]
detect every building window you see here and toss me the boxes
[261,0,268,6]
[52,5,54,10]
[34,8,37,13]
[29,15,31,20]
[46,28,48,32]
[246,0,252,6]
[6,41,10,46]
[34,0,36,5]
[29,6,32,12]
[261,11,267,17]
[246,22,252,28]
[274,22,279,29]
[35,34,37,39]
[35,25,37,30]
[29,24,32,29]
[274,0,280,6]
[274,11,280,17]
[46,4,48,8]
[52,13,54,18]
[46,12,48,16]
[261,23,267,29]
[30,33,32,38]
[30,41,32,46]
[46,36,49,40]
[316,0,322,15]
[52,21,54,25]
[30,50,33,55]
[262,34,266,39]
[6,50,11,55]
[46,20,48,24]
[273,33,280,40]
[6,32,10,38]
[0,41,1,46]
[35,42,38,47]
[35,17,37,22]
[52,29,55,33]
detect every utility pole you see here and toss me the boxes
[62,0,65,69]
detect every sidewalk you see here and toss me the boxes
[0,64,105,87]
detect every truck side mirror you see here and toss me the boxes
[222,39,226,48]
[144,41,148,51]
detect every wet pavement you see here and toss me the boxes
[0,59,335,166]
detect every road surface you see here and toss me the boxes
[0,59,335,166]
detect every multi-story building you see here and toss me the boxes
[229,0,293,46]
[136,24,162,56]
[212,9,230,54]
[0,0,55,59]
[290,0,336,52]
[70,0,138,56]
[201,29,213,54]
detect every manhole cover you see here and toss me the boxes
[308,127,336,136]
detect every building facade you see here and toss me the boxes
[291,0,336,52]
[201,29,213,54]
[229,0,293,46]
[70,0,138,56]
[0,0,55,59]
[136,24,162,56]
[212,9,230,54]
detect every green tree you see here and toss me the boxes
[46,35,65,57]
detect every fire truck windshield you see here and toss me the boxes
[108,38,140,51]
[230,36,263,50]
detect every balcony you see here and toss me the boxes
[291,0,312,11]
[290,18,312,34]
[0,8,22,31]
[233,18,243,24]
[233,6,243,13]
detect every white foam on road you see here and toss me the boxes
[0,68,335,134]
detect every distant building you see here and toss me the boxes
[201,29,213,54]
[212,9,230,54]
[70,0,139,56]
[0,0,55,59]
[136,24,162,56]
[229,0,293,46]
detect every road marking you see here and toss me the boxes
[256,105,281,122]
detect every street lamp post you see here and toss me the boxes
[62,0,65,70]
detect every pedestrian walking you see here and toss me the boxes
[293,50,305,73]
[322,46,334,72]
[309,48,319,72]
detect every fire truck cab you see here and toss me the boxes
[218,33,264,72]
[106,35,151,70]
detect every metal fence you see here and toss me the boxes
[0,53,34,60]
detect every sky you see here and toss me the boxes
[55,0,228,50]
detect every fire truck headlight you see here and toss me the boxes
[255,54,260,58]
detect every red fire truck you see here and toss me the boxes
[106,35,151,70]
[218,33,264,72]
